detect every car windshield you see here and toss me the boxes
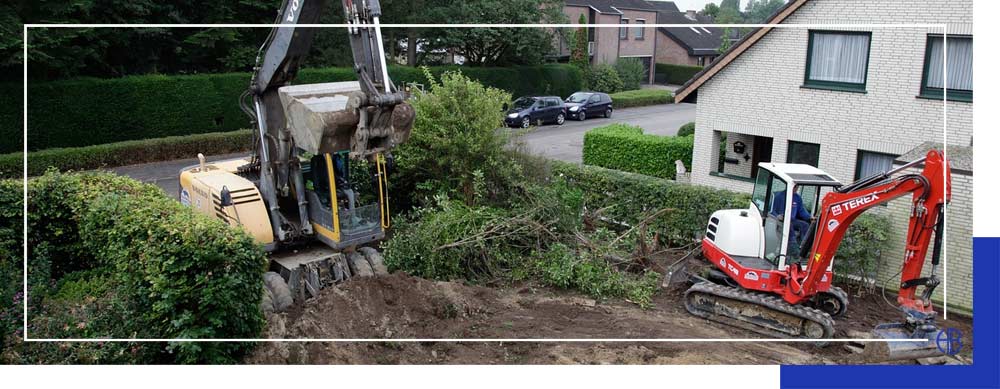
[512,97,536,110]
[566,93,592,103]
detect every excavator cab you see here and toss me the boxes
[302,150,389,250]
[752,166,829,268]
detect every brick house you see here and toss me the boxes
[558,0,658,83]
[673,0,974,311]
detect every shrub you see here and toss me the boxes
[583,123,693,179]
[614,57,646,91]
[393,69,524,208]
[835,213,892,289]
[7,172,266,363]
[677,122,696,137]
[587,64,624,94]
[654,63,703,85]
[551,161,749,244]
[0,180,23,353]
[11,64,583,152]
[0,129,253,179]
[609,89,673,108]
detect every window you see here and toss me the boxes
[921,35,973,102]
[634,20,645,40]
[787,141,820,167]
[804,30,871,92]
[620,19,629,39]
[855,150,897,180]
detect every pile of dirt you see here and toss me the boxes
[249,273,846,364]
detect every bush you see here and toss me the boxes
[0,180,23,354]
[5,172,267,363]
[677,122,696,137]
[551,161,748,244]
[614,57,646,91]
[835,213,892,288]
[654,63,703,85]
[583,124,693,179]
[9,64,583,152]
[609,89,673,108]
[587,64,624,94]
[0,129,254,179]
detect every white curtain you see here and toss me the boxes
[927,37,973,91]
[809,33,870,84]
[857,152,895,179]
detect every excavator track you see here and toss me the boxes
[685,282,835,341]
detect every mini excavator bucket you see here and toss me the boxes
[278,81,414,159]
[866,311,946,361]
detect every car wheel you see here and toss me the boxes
[556,113,565,125]
[578,111,586,121]
[605,108,612,118]
[521,117,530,128]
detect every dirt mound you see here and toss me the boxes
[247,273,841,364]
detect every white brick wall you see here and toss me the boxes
[689,0,974,311]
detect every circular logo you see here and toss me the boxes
[936,327,963,355]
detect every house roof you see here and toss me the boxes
[644,0,680,13]
[895,142,972,175]
[565,0,663,15]
[656,11,726,56]
[673,0,810,103]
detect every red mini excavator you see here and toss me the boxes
[680,149,951,360]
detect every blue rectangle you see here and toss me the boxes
[780,237,999,388]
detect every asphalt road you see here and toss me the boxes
[512,103,696,162]
[110,103,696,198]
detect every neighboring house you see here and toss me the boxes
[558,0,658,84]
[674,0,974,312]
[651,7,730,66]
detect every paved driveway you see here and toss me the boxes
[111,103,696,197]
[513,103,696,162]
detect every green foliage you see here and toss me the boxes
[587,64,624,94]
[393,69,524,208]
[835,213,892,287]
[609,89,673,108]
[677,122,696,137]
[583,124,694,180]
[745,0,787,23]
[614,57,646,91]
[5,172,266,363]
[570,14,590,71]
[654,63,704,85]
[8,64,583,152]
[551,161,749,245]
[702,3,721,18]
[0,130,253,179]
[719,27,734,54]
[535,243,660,308]
[0,179,23,354]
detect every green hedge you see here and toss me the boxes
[582,124,693,179]
[5,64,583,152]
[12,172,266,363]
[0,129,254,179]
[677,122,696,137]
[551,161,748,243]
[654,63,703,85]
[609,89,673,108]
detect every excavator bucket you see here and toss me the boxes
[864,322,944,361]
[278,81,414,158]
[663,246,705,289]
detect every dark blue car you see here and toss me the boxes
[505,96,567,128]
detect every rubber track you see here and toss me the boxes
[685,282,835,340]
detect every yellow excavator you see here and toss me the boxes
[178,0,414,312]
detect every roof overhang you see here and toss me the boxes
[673,0,810,103]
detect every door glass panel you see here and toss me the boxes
[751,169,771,216]
[763,176,788,262]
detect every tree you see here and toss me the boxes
[569,14,589,70]
[702,3,721,18]
[718,27,733,54]
[745,0,787,23]
[719,0,741,12]
[426,0,565,66]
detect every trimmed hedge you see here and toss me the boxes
[677,122,695,137]
[16,172,267,362]
[0,129,254,179]
[609,89,673,108]
[6,64,583,152]
[582,124,693,179]
[551,161,748,243]
[654,63,703,85]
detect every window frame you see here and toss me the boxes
[620,18,629,40]
[802,30,872,93]
[634,19,645,40]
[919,34,973,103]
[786,140,821,167]
[854,150,899,181]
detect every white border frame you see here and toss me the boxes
[21,22,951,343]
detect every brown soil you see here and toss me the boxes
[245,271,973,365]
